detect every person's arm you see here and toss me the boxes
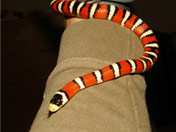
[30,18,151,132]
[65,17,84,28]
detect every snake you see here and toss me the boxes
[48,0,159,117]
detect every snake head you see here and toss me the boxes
[48,91,69,114]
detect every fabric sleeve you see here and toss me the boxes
[29,19,151,132]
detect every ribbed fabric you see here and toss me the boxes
[30,19,151,132]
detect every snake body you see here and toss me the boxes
[48,0,159,116]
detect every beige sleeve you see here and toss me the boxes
[29,19,151,132]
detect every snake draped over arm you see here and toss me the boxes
[48,0,159,117]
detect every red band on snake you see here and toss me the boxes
[48,0,159,116]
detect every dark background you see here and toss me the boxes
[1,0,176,132]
